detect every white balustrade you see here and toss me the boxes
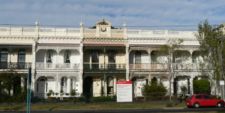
[36,63,79,70]
[0,26,80,37]
[129,63,211,71]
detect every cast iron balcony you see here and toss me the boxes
[129,63,212,71]
[0,62,31,69]
[83,63,126,72]
[36,63,80,70]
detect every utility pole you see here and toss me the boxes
[26,67,32,113]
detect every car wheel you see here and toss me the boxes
[217,102,224,108]
[194,103,200,108]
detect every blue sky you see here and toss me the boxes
[0,0,224,27]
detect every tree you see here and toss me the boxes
[196,20,225,98]
[161,38,183,102]
[0,69,26,102]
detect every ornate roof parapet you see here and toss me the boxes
[83,19,125,46]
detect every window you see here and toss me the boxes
[203,95,210,99]
[0,49,8,69]
[135,51,141,64]
[0,49,8,62]
[91,51,99,69]
[61,77,67,93]
[46,50,52,63]
[108,51,115,63]
[64,50,70,63]
[108,50,116,69]
[18,49,26,69]
[91,51,99,63]
[195,95,202,99]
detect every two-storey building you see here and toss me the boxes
[0,19,213,99]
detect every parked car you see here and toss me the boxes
[186,94,224,108]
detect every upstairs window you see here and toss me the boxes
[64,50,70,63]
[135,51,141,64]
[0,49,8,63]
[108,51,115,63]
[46,50,52,63]
[18,49,26,63]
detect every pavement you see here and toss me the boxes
[0,107,224,113]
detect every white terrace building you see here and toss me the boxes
[0,19,214,98]
[0,23,83,98]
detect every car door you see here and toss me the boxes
[207,96,218,106]
[195,95,205,106]
[202,95,211,106]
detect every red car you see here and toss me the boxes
[186,94,224,108]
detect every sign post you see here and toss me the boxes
[116,80,133,102]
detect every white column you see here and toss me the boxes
[79,22,84,96]
[79,44,83,96]
[190,77,194,95]
[67,78,71,94]
[21,77,25,92]
[113,77,117,95]
[31,42,36,96]
[103,75,107,96]
[56,74,59,97]
[126,45,129,80]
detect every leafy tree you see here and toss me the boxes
[196,20,225,96]
[0,70,26,102]
[161,38,183,101]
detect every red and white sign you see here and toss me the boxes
[116,80,133,102]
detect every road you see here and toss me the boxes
[1,108,225,113]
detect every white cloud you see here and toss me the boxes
[0,0,224,28]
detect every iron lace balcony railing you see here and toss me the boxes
[36,63,79,69]
[0,62,31,69]
[129,63,168,71]
[129,63,212,71]
[83,63,126,71]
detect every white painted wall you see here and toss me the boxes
[71,50,80,64]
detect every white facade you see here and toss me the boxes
[0,20,215,98]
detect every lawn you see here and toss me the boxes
[0,101,185,111]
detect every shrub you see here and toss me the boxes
[47,90,54,97]
[143,80,167,100]
[70,89,76,96]
[193,79,210,94]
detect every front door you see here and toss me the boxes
[37,81,46,97]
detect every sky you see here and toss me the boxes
[0,0,224,28]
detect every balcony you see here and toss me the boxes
[36,63,79,70]
[0,62,31,69]
[130,63,212,72]
[129,63,168,71]
[83,63,126,72]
